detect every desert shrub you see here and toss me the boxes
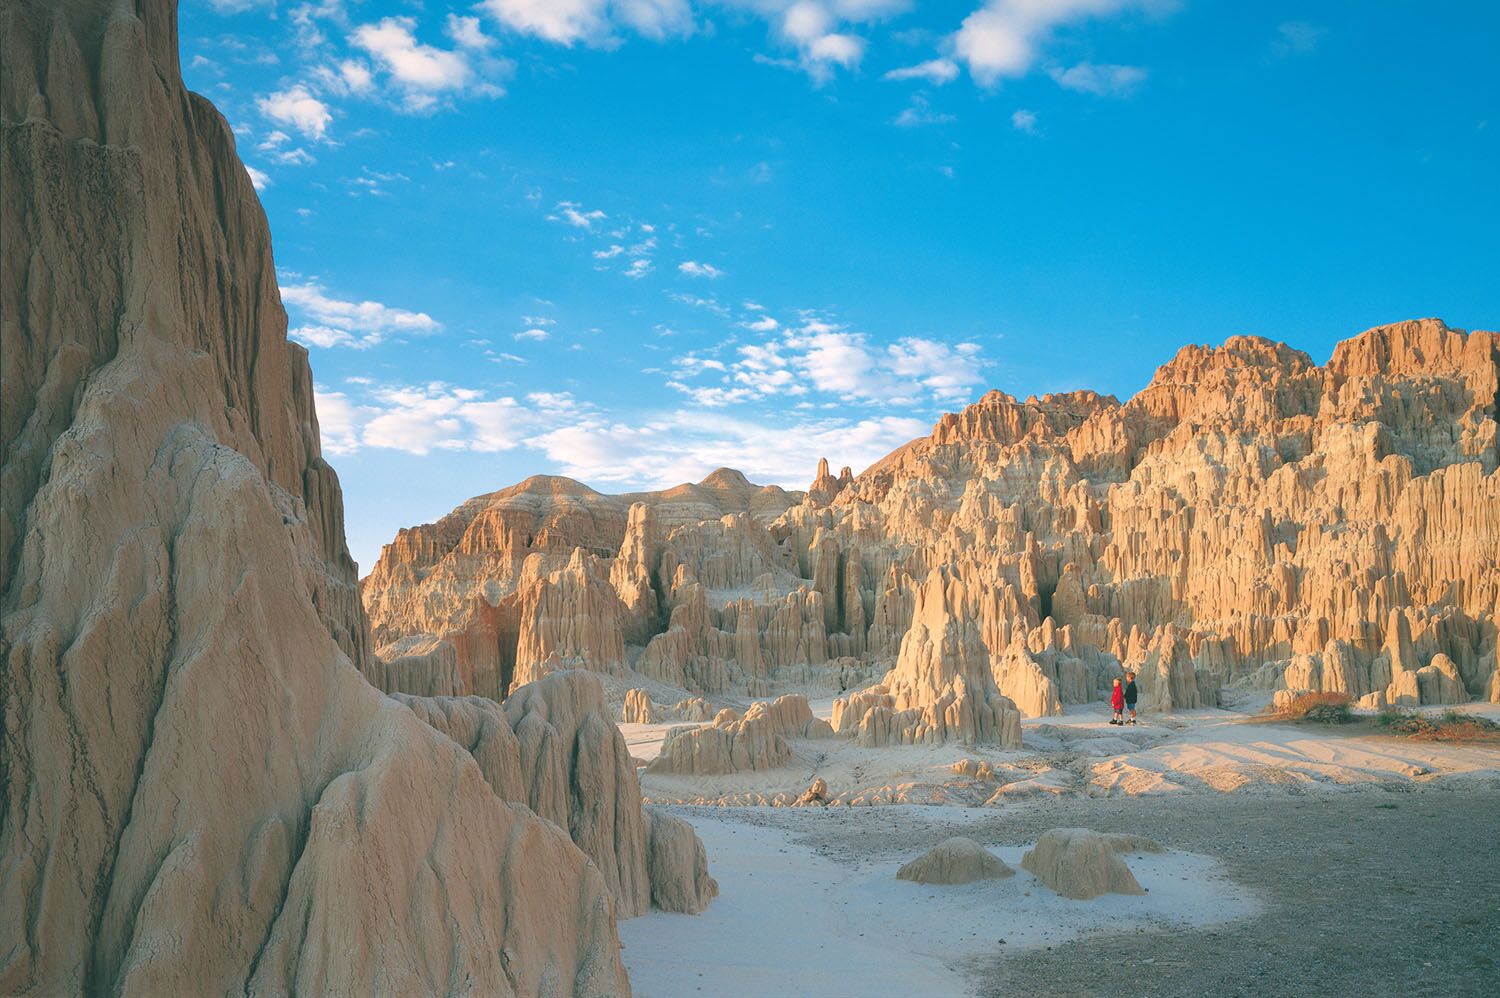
[1376,708,1500,743]
[1272,691,1354,723]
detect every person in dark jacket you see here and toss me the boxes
[1124,671,1139,725]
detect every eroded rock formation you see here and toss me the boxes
[621,687,660,724]
[364,318,1500,724]
[897,838,1014,885]
[643,807,719,915]
[646,694,832,776]
[0,4,702,991]
[1021,829,1153,900]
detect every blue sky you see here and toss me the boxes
[182,1,1499,572]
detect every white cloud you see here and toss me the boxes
[624,258,653,278]
[733,341,799,394]
[354,383,534,454]
[338,60,376,94]
[245,165,271,190]
[532,409,929,491]
[893,94,955,127]
[312,59,376,97]
[257,84,331,140]
[446,14,495,49]
[952,0,1155,87]
[479,0,609,44]
[669,292,728,315]
[883,57,958,84]
[666,319,989,406]
[291,324,355,348]
[1049,61,1146,96]
[480,0,692,45]
[678,260,725,278]
[594,244,625,259]
[742,314,779,332]
[527,391,577,410]
[1011,107,1037,133]
[209,0,274,13]
[280,280,440,348]
[776,1,870,81]
[886,337,984,401]
[666,382,761,407]
[352,17,475,95]
[550,200,607,229]
[313,388,361,455]
[514,328,550,341]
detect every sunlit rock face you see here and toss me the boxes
[364,317,1500,716]
[0,2,676,991]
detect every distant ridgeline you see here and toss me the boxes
[362,319,1500,730]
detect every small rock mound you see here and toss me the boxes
[672,697,714,721]
[897,837,1014,885]
[795,776,831,806]
[621,687,660,724]
[1021,828,1154,899]
[951,758,996,780]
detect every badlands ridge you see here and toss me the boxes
[362,318,1500,765]
[2,0,1497,995]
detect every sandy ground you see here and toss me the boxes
[620,806,1257,997]
[622,788,1500,997]
[619,696,1500,996]
[634,698,1500,805]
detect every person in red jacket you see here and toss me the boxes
[1110,677,1125,725]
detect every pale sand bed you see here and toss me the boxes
[620,806,1257,998]
[635,699,1500,804]
[625,787,1500,997]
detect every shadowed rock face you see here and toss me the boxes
[0,2,632,993]
[365,318,1500,719]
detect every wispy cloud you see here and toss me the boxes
[478,0,693,46]
[1049,61,1147,97]
[281,279,440,349]
[549,200,608,229]
[1271,21,1324,58]
[894,94,956,127]
[532,409,929,490]
[884,58,959,85]
[678,260,725,278]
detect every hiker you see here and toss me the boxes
[1110,677,1125,725]
[1124,671,1139,725]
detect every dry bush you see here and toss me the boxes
[1376,709,1500,743]
[1269,691,1355,723]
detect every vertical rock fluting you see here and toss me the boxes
[836,567,1023,747]
[0,3,630,993]
[362,318,1500,713]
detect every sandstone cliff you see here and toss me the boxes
[364,319,1500,719]
[0,3,652,992]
